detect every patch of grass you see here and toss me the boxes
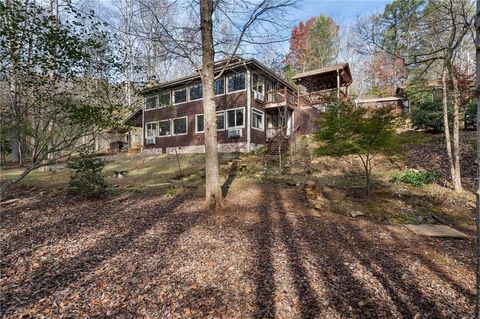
[389,169,440,187]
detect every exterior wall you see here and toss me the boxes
[294,106,322,136]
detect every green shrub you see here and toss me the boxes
[410,98,452,131]
[464,101,477,128]
[389,169,440,187]
[67,150,109,198]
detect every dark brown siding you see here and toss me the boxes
[144,91,248,151]
[294,107,321,135]
[251,97,267,145]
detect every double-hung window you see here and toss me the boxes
[195,115,204,133]
[190,83,203,100]
[196,111,225,132]
[146,122,157,137]
[145,96,158,110]
[214,77,225,95]
[158,120,171,136]
[173,117,187,135]
[174,88,187,104]
[227,73,245,93]
[252,109,264,130]
[216,111,225,130]
[252,74,264,94]
[226,108,244,128]
[159,91,171,107]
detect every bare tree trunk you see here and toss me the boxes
[448,64,463,192]
[475,3,480,317]
[442,65,457,190]
[200,0,223,208]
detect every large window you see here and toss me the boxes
[214,78,225,95]
[190,83,203,100]
[145,96,158,110]
[195,115,204,133]
[146,122,157,137]
[173,117,187,135]
[174,88,187,104]
[158,120,171,136]
[226,108,244,128]
[159,91,171,106]
[252,109,264,130]
[216,111,225,130]
[252,74,264,93]
[227,73,245,93]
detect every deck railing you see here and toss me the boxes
[265,87,347,108]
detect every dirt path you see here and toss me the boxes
[0,184,475,318]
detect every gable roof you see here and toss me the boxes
[291,63,352,92]
[140,56,295,95]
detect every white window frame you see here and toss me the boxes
[173,87,188,105]
[171,116,188,136]
[145,121,158,138]
[226,72,246,94]
[252,73,265,95]
[251,108,264,131]
[214,77,226,96]
[195,114,204,133]
[145,95,159,111]
[158,90,171,108]
[226,107,245,129]
[158,119,172,137]
[189,83,203,101]
[195,111,226,133]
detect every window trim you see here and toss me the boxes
[173,87,188,105]
[251,108,265,131]
[226,72,246,94]
[157,119,172,137]
[145,121,158,138]
[158,90,171,108]
[145,95,159,111]
[189,83,203,102]
[252,73,265,95]
[171,116,188,136]
[226,107,245,129]
[195,111,226,133]
[195,114,204,133]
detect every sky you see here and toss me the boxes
[293,0,392,27]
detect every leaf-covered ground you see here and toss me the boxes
[1,182,475,318]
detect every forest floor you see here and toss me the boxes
[0,130,476,318]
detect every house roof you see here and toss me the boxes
[140,56,295,95]
[291,63,352,92]
[355,96,403,104]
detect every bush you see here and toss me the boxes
[389,169,440,187]
[410,98,452,131]
[67,150,109,198]
[464,101,477,128]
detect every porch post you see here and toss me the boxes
[337,69,340,99]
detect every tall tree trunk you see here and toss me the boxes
[474,3,480,317]
[448,66,463,192]
[442,65,457,190]
[200,0,223,208]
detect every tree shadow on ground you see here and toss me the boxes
[1,193,202,315]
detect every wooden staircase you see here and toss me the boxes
[266,136,290,155]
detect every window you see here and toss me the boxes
[190,83,203,100]
[159,91,171,106]
[252,109,264,130]
[146,122,157,137]
[174,88,187,104]
[173,117,187,135]
[227,73,245,93]
[214,78,225,95]
[196,115,204,133]
[145,96,158,110]
[216,111,225,130]
[252,74,264,93]
[226,108,244,128]
[158,120,171,136]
